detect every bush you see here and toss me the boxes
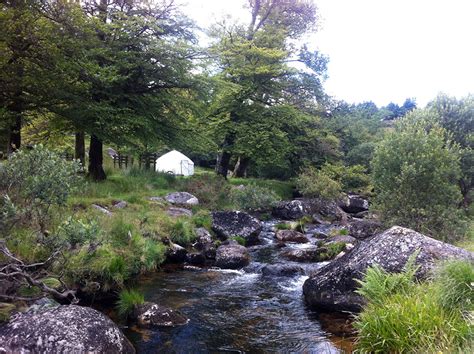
[182,174,230,208]
[230,183,280,211]
[371,111,464,241]
[116,289,144,317]
[0,145,82,231]
[58,217,101,248]
[296,166,342,200]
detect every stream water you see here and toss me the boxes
[124,221,353,353]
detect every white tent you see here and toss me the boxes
[155,150,194,176]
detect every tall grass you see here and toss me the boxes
[116,289,145,317]
[354,257,474,353]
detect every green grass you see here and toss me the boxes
[354,258,474,353]
[116,289,145,317]
[230,235,246,246]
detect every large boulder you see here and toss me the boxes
[303,226,474,312]
[165,192,199,206]
[212,211,262,245]
[349,219,383,240]
[275,230,309,243]
[131,302,188,328]
[215,241,250,269]
[338,194,369,214]
[281,247,324,263]
[0,305,135,353]
[166,207,193,218]
[272,199,346,222]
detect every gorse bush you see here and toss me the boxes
[372,111,464,241]
[230,183,280,211]
[354,257,474,353]
[296,166,342,200]
[116,289,145,317]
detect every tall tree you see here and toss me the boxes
[209,0,327,178]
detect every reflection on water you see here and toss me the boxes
[125,221,354,353]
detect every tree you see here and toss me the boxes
[372,110,463,240]
[208,0,327,178]
[428,94,474,207]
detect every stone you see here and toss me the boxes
[164,241,188,263]
[272,198,346,222]
[215,241,250,269]
[185,252,206,265]
[131,302,188,328]
[275,230,309,243]
[0,305,134,353]
[211,211,262,245]
[261,264,305,277]
[167,207,193,218]
[193,228,216,260]
[326,235,357,244]
[281,247,323,263]
[165,192,199,206]
[349,219,383,240]
[112,200,128,209]
[303,226,474,312]
[338,194,369,214]
[92,204,112,216]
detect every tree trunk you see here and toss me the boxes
[88,134,106,181]
[233,156,250,178]
[75,131,85,166]
[216,151,232,179]
[8,115,21,153]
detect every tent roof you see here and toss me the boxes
[156,150,193,163]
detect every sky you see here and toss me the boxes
[182,0,474,107]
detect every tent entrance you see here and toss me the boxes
[180,160,194,176]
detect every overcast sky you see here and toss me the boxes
[182,0,474,107]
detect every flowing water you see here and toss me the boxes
[124,221,353,353]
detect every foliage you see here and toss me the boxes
[435,260,474,312]
[355,252,419,305]
[58,217,100,248]
[318,242,346,261]
[182,174,231,208]
[0,145,82,231]
[116,289,145,317]
[354,257,474,353]
[296,166,342,200]
[168,219,196,247]
[192,210,212,230]
[275,223,291,230]
[372,111,464,240]
[231,236,246,246]
[230,184,280,211]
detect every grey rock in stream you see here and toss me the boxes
[272,199,346,222]
[0,305,135,353]
[215,241,250,269]
[261,264,305,277]
[303,226,474,312]
[131,302,189,328]
[275,230,309,243]
[349,219,383,240]
[212,211,262,245]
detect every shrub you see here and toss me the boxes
[0,145,82,231]
[318,242,346,261]
[371,111,464,241]
[296,166,342,200]
[181,174,230,208]
[108,217,135,245]
[230,183,280,211]
[58,217,101,248]
[116,289,145,317]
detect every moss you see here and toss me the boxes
[231,236,246,246]
[0,303,16,323]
